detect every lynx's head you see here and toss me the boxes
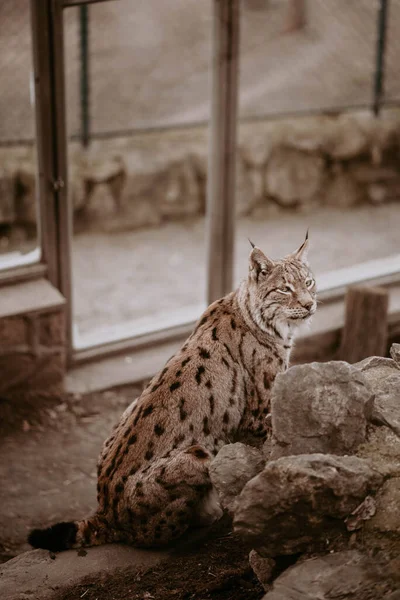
[239,233,317,340]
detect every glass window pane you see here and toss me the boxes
[0,0,40,269]
[64,0,211,348]
[235,0,400,290]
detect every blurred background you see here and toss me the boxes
[0,0,400,348]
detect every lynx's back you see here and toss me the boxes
[28,235,316,551]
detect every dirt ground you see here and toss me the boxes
[0,386,267,600]
[54,518,266,600]
[0,384,142,562]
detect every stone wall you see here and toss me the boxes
[1,109,400,238]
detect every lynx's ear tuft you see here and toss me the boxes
[289,230,310,264]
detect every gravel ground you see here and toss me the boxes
[72,204,400,342]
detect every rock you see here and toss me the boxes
[324,115,369,160]
[285,117,330,153]
[233,454,383,557]
[270,361,372,459]
[69,165,87,212]
[390,343,400,366]
[264,146,325,208]
[262,550,398,600]
[355,356,400,437]
[157,155,203,220]
[86,183,119,222]
[0,167,15,224]
[15,162,37,225]
[119,154,203,229]
[357,425,400,478]
[351,163,399,184]
[0,545,168,600]
[209,443,265,514]
[324,166,362,207]
[354,355,399,374]
[365,478,400,534]
[344,495,377,531]
[236,155,257,216]
[367,182,388,204]
[241,129,274,167]
[358,111,400,162]
[247,167,264,204]
[84,154,125,183]
[249,550,275,591]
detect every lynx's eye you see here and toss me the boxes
[277,285,292,295]
[260,269,268,276]
[305,278,314,289]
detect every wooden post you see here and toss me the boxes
[339,286,389,364]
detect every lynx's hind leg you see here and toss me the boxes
[121,444,220,547]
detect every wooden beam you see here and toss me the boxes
[339,286,389,363]
[206,0,240,303]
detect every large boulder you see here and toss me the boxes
[209,443,265,514]
[262,550,399,600]
[234,454,383,557]
[270,361,372,459]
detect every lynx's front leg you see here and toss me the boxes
[238,354,285,441]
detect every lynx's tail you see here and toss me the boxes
[28,513,118,552]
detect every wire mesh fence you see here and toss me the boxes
[0,0,400,146]
[0,0,35,144]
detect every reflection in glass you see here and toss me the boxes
[63,0,211,348]
[0,1,40,269]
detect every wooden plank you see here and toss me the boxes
[339,286,389,363]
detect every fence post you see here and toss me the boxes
[373,0,389,117]
[79,4,90,147]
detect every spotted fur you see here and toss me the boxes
[28,236,317,551]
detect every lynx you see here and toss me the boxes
[29,235,316,551]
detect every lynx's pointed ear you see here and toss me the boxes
[290,230,310,264]
[249,246,274,280]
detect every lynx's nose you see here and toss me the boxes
[303,300,313,311]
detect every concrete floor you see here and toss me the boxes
[72,204,400,344]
